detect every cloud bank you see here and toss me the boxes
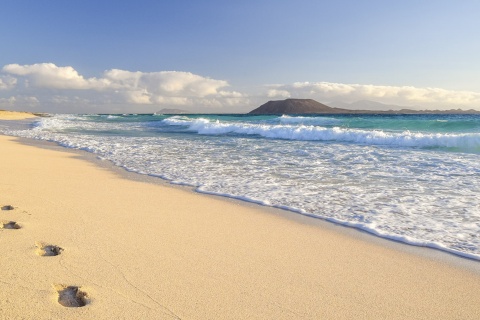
[1,63,480,112]
[3,63,106,90]
[265,82,480,109]
[1,63,245,112]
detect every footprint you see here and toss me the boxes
[35,242,63,256]
[0,220,20,229]
[54,284,88,307]
[1,205,14,211]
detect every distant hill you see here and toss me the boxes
[155,108,189,114]
[249,99,480,115]
[249,99,342,114]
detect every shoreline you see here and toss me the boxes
[1,115,480,319]
[1,112,479,268]
[0,110,38,120]
[14,134,480,274]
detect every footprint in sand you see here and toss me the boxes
[0,220,20,229]
[54,284,88,307]
[1,205,14,211]
[35,242,63,256]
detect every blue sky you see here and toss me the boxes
[1,0,480,113]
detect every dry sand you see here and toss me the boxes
[1,113,480,319]
[0,110,37,120]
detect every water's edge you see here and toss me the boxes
[8,132,480,274]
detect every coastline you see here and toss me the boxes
[1,115,480,319]
[0,110,38,120]
[16,134,480,272]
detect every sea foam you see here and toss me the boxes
[3,113,480,260]
[162,116,480,152]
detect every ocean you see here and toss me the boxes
[3,113,480,260]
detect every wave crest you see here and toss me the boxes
[162,116,480,151]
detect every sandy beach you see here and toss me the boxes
[0,110,37,120]
[1,112,480,319]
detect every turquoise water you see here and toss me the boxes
[4,113,480,259]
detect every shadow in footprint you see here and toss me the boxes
[1,221,20,229]
[35,242,63,256]
[1,205,14,211]
[54,284,87,307]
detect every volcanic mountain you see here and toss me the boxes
[248,98,480,114]
[249,99,343,114]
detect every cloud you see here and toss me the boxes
[103,69,234,104]
[2,62,480,112]
[0,75,17,90]
[267,89,291,98]
[1,63,246,111]
[264,82,480,108]
[0,95,39,109]
[3,63,107,89]
[0,96,16,107]
[2,63,234,100]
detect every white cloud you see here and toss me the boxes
[0,95,39,109]
[103,69,232,104]
[265,82,480,108]
[151,95,189,106]
[3,63,108,89]
[267,89,291,98]
[218,90,243,98]
[1,63,247,110]
[0,75,17,90]
[2,62,480,112]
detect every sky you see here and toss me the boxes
[1,0,480,113]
